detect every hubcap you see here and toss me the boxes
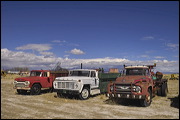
[147,95,150,102]
[82,89,89,98]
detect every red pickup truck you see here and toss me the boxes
[13,70,68,95]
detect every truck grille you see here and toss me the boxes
[115,84,132,94]
[15,83,25,87]
[57,82,75,89]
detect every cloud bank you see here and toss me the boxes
[1,48,179,73]
[16,44,52,52]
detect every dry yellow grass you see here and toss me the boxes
[163,74,179,79]
[1,74,179,119]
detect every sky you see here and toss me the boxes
[1,1,179,73]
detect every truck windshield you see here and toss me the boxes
[30,71,42,76]
[126,68,147,75]
[69,71,90,77]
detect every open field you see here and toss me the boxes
[1,74,179,119]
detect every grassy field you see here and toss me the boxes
[1,74,179,119]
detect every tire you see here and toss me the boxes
[79,87,90,100]
[157,87,162,96]
[140,89,152,107]
[161,83,168,97]
[17,89,27,95]
[30,84,41,95]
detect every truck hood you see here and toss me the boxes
[55,76,90,81]
[15,76,40,81]
[115,75,149,84]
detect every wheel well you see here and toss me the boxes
[32,83,42,88]
[148,86,152,92]
[83,84,90,90]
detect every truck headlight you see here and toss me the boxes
[133,86,141,93]
[25,81,30,85]
[13,81,17,84]
[110,85,114,91]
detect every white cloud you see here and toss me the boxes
[139,55,149,58]
[1,48,179,73]
[173,55,179,58]
[166,43,179,51]
[68,48,85,55]
[16,44,52,52]
[154,56,165,59]
[1,48,58,69]
[39,51,54,56]
[52,40,66,43]
[141,36,154,40]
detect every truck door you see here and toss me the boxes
[91,71,99,89]
[41,72,51,88]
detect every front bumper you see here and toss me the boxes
[13,87,31,90]
[13,81,30,90]
[57,89,80,95]
[106,93,146,99]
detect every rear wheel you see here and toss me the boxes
[157,87,162,96]
[30,84,41,95]
[161,83,168,96]
[140,89,152,107]
[157,83,168,96]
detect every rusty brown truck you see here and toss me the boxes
[106,63,168,107]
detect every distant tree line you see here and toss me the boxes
[6,67,30,72]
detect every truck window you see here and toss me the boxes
[70,71,90,77]
[91,71,96,77]
[145,69,150,76]
[43,72,47,77]
[30,71,42,76]
[126,69,146,75]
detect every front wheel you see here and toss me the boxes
[140,89,152,107]
[30,84,41,95]
[79,87,90,100]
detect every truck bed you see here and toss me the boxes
[98,73,121,93]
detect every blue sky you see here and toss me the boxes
[1,1,179,73]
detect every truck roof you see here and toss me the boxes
[70,69,96,71]
[31,70,50,72]
[125,66,149,69]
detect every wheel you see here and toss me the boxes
[140,89,152,107]
[30,84,41,95]
[79,87,90,100]
[17,89,27,95]
[161,83,168,97]
[157,87,162,96]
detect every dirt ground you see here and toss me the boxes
[1,74,179,119]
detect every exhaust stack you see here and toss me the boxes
[81,63,82,69]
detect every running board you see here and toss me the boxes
[90,89,100,95]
